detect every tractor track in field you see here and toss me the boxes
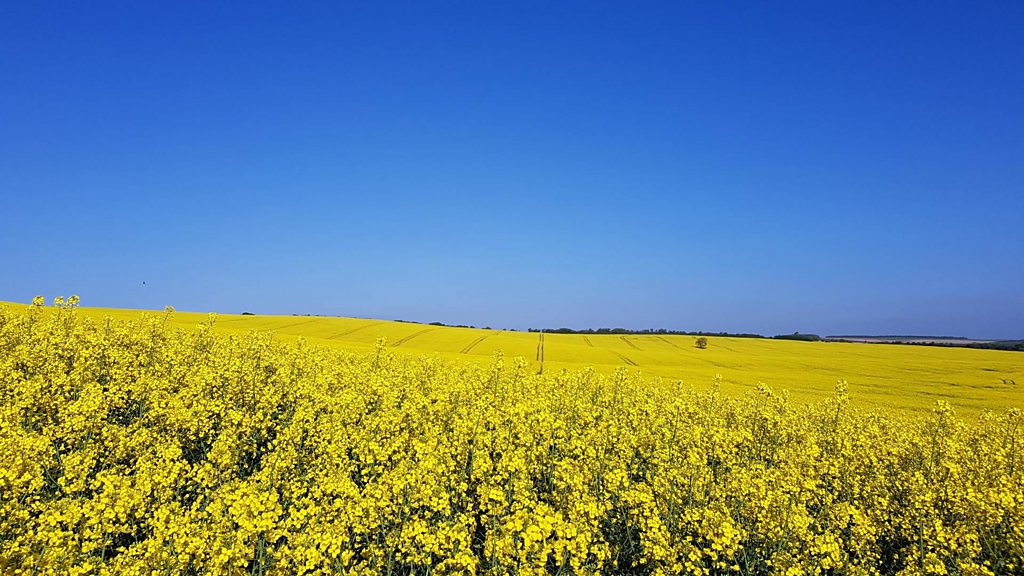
[536,332,545,373]
[655,334,679,348]
[460,334,490,354]
[264,318,321,331]
[620,336,642,351]
[392,327,439,347]
[582,335,594,347]
[613,351,638,367]
[327,321,386,340]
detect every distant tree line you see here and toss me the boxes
[428,321,492,330]
[892,340,1024,352]
[973,340,1024,352]
[828,334,972,340]
[824,337,1024,352]
[525,327,764,338]
[773,332,822,342]
[523,328,834,342]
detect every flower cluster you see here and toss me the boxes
[0,305,1021,575]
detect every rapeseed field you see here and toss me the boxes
[6,301,1018,416]
[2,299,1022,575]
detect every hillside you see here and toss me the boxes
[3,301,1020,416]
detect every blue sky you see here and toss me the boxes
[2,2,1022,338]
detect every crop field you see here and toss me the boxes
[4,302,1019,416]
[1,301,1022,575]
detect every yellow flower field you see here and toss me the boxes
[1,301,1022,575]
[5,301,1019,416]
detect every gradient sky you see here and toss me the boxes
[2,2,1022,338]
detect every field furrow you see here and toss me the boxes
[460,334,490,354]
[328,321,386,339]
[392,327,439,347]
[657,335,681,349]
[620,336,642,351]
[613,351,638,366]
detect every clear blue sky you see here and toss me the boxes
[2,2,1022,338]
